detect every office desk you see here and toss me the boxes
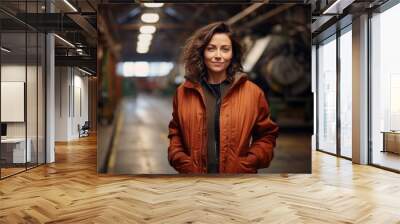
[1,138,31,163]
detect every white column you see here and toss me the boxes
[46,1,55,163]
[352,14,369,164]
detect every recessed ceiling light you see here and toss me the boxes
[54,34,75,48]
[78,67,93,76]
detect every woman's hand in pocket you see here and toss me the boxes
[176,158,195,173]
[237,153,258,173]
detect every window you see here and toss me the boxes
[370,2,400,171]
[339,27,352,158]
[317,35,337,154]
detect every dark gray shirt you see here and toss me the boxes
[201,78,231,173]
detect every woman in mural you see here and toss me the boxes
[168,21,279,174]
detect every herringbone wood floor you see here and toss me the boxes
[1,135,400,223]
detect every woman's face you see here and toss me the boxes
[203,33,233,75]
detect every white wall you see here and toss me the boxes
[1,65,36,138]
[1,63,46,164]
[54,67,89,141]
[1,65,26,141]
[55,67,69,141]
[1,64,26,81]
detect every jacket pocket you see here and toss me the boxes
[237,156,257,173]
[177,158,199,174]
[224,152,257,174]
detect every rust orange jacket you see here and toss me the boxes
[168,73,279,173]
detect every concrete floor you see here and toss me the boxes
[108,94,176,174]
[106,93,311,174]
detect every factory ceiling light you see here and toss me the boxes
[137,44,150,50]
[1,47,11,53]
[143,3,164,8]
[137,40,151,47]
[63,0,78,12]
[137,47,149,54]
[138,33,153,42]
[140,25,156,34]
[243,36,271,72]
[136,43,150,53]
[141,13,160,23]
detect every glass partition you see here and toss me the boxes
[0,1,46,179]
[1,30,28,177]
[27,30,38,169]
[26,0,43,169]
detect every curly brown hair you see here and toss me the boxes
[182,21,243,81]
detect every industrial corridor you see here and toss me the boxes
[107,94,176,174]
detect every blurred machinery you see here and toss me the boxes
[247,8,313,131]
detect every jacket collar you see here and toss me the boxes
[183,72,248,90]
